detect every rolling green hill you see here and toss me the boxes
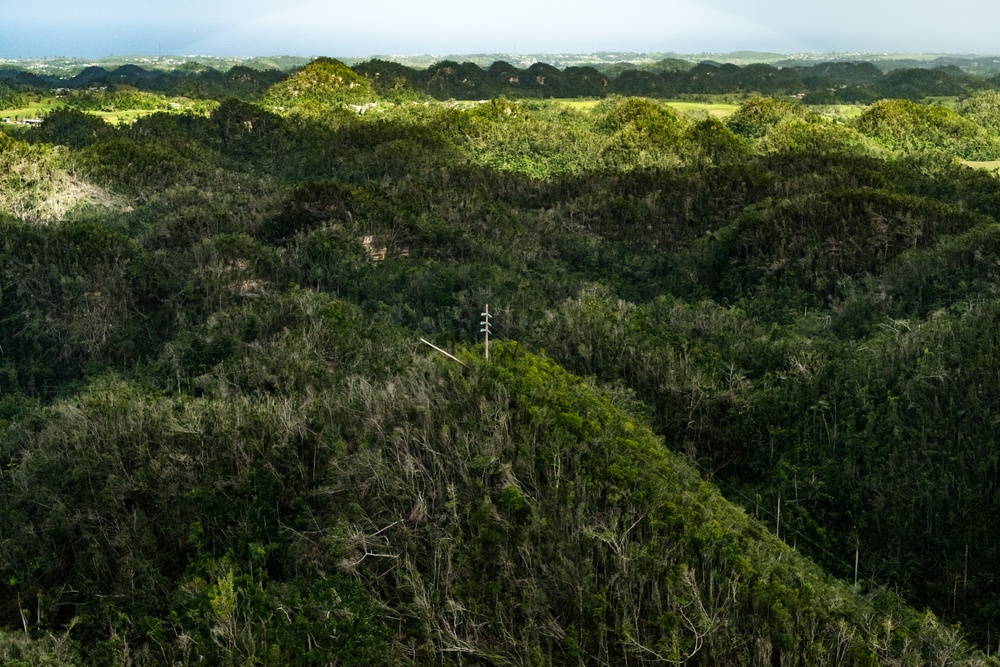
[263,57,376,115]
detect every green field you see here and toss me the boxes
[552,99,865,120]
[923,96,961,108]
[546,98,741,117]
[1,96,185,126]
[2,101,158,126]
[0,96,61,120]
[557,97,871,121]
[664,100,740,117]
[962,159,1000,173]
[91,109,162,124]
[809,104,868,121]
[549,97,601,110]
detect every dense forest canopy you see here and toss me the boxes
[3,55,1000,664]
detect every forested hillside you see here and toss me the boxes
[4,57,1000,664]
[3,55,998,111]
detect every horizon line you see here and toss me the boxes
[3,50,1000,61]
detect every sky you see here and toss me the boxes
[2,0,998,59]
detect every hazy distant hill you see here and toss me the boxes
[8,51,1000,78]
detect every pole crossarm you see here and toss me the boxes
[480,304,491,362]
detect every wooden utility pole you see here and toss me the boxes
[775,493,781,539]
[481,304,491,362]
[854,536,860,588]
[964,542,969,591]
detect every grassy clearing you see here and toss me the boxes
[550,98,601,111]
[962,160,1000,173]
[923,96,960,108]
[1,96,178,126]
[0,97,61,120]
[552,98,871,121]
[411,98,872,123]
[447,98,743,117]
[0,124,31,137]
[809,104,868,121]
[663,101,740,117]
[546,98,741,117]
[93,109,160,125]
[2,106,159,126]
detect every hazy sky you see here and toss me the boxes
[2,0,998,58]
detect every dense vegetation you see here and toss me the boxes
[4,56,1000,664]
[3,55,999,108]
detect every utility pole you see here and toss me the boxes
[854,535,860,588]
[480,304,491,362]
[775,493,781,539]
